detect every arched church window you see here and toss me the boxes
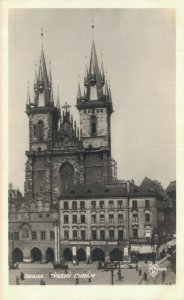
[37,120,44,141]
[60,163,74,190]
[91,115,97,135]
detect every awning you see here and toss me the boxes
[131,245,154,254]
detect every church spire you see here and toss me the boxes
[56,87,60,109]
[26,81,31,106]
[77,82,81,99]
[34,30,53,107]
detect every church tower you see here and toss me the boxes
[76,27,116,185]
[77,39,113,153]
[25,33,60,202]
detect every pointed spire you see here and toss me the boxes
[26,81,31,105]
[56,87,60,109]
[91,19,94,40]
[50,87,54,103]
[41,28,43,49]
[38,58,43,82]
[34,61,37,85]
[89,39,100,75]
[49,60,52,85]
[77,75,81,99]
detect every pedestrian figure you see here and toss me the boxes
[20,272,25,280]
[40,278,45,285]
[88,270,91,283]
[162,270,166,284]
[136,264,138,271]
[64,266,67,274]
[76,277,79,285]
[49,272,52,278]
[143,271,147,281]
[139,269,142,276]
[16,275,20,285]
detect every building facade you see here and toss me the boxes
[9,32,171,265]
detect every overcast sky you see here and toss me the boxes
[9,9,175,192]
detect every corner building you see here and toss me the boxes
[9,33,158,265]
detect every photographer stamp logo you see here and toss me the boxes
[148,264,167,277]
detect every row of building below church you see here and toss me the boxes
[8,178,176,264]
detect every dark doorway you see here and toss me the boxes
[91,248,105,261]
[31,247,42,262]
[63,248,72,261]
[77,248,86,261]
[12,248,23,263]
[45,248,54,263]
[110,248,123,261]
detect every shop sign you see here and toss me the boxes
[107,241,117,245]
[91,241,106,245]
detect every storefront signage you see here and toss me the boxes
[107,241,117,245]
[91,241,106,245]
[69,241,90,245]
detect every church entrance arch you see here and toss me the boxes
[77,248,86,261]
[60,163,74,190]
[45,248,54,263]
[12,248,23,263]
[91,248,105,262]
[63,248,72,261]
[110,248,123,261]
[31,247,42,262]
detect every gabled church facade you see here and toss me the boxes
[9,31,163,266]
